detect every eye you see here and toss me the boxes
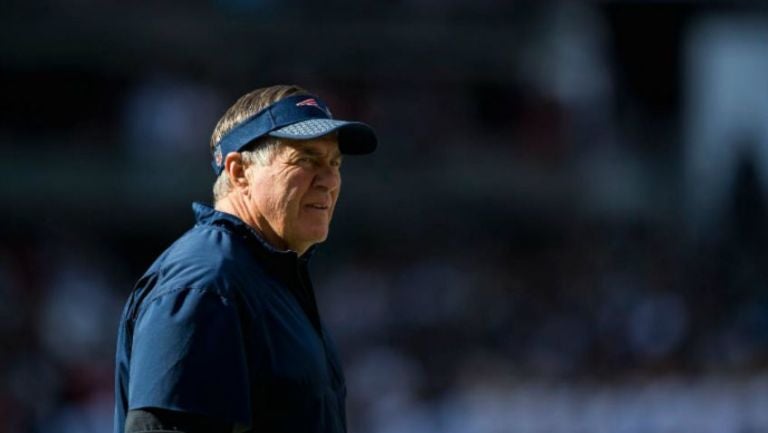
[296,156,313,165]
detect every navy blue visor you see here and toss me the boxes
[212,94,377,175]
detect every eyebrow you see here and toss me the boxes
[296,146,342,160]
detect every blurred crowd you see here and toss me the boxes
[2,1,768,432]
[3,199,768,432]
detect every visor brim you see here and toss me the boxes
[268,119,377,155]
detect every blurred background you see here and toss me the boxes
[2,0,768,432]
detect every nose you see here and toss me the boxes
[313,164,341,192]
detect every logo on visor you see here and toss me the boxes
[296,98,320,108]
[296,98,332,117]
[214,146,223,167]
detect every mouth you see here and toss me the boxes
[305,203,330,211]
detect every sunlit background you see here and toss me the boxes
[2,1,768,432]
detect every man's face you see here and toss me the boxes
[245,134,342,254]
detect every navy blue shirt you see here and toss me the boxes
[114,203,347,433]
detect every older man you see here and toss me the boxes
[113,85,377,433]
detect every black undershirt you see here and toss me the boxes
[125,408,233,433]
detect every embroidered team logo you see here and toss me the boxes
[296,98,332,117]
[296,98,320,108]
[214,146,223,167]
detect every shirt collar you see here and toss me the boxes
[191,202,316,265]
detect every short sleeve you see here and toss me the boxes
[128,287,251,427]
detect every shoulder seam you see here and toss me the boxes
[139,286,233,316]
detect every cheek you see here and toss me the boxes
[249,175,293,221]
[282,176,313,214]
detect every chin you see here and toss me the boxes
[308,232,329,244]
[309,229,330,244]
[294,227,329,247]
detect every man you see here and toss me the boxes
[113,85,377,433]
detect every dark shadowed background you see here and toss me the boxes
[2,1,768,432]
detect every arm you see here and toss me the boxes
[128,288,253,430]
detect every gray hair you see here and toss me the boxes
[212,137,281,203]
[209,85,310,204]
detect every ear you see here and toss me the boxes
[224,152,249,189]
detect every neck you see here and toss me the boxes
[215,194,291,253]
